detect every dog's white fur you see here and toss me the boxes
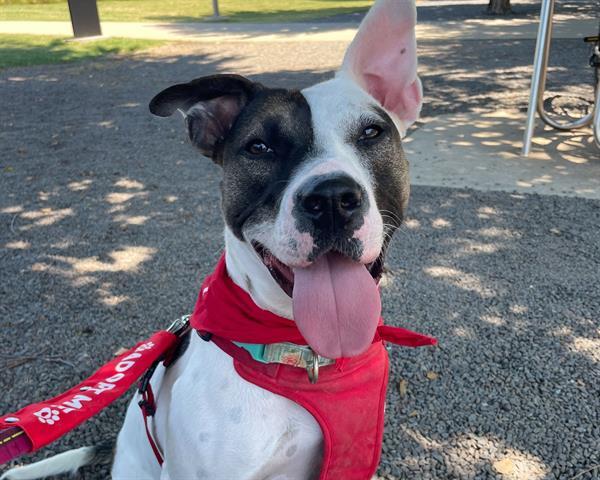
[0,447,97,480]
[226,230,293,319]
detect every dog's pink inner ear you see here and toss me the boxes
[341,0,422,128]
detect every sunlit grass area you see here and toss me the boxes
[0,0,372,23]
[0,34,163,68]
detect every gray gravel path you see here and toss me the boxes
[1,36,599,479]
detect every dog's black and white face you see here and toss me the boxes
[150,0,422,359]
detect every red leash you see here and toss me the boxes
[0,317,189,466]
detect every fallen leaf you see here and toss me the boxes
[408,410,419,417]
[493,458,515,475]
[114,347,128,356]
[398,379,408,397]
[426,371,439,381]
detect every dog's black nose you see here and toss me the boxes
[296,175,366,232]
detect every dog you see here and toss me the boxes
[1,0,422,478]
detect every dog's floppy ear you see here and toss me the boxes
[340,0,422,134]
[149,74,259,160]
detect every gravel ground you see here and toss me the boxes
[1,34,599,480]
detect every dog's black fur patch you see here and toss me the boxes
[219,88,314,239]
[150,76,314,240]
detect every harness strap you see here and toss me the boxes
[139,383,163,465]
[137,356,164,465]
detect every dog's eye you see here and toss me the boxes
[358,125,383,142]
[246,140,273,155]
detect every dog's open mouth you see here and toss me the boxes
[252,242,296,297]
[252,241,384,298]
[252,241,384,359]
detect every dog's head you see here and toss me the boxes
[150,0,422,359]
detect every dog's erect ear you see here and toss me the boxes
[149,74,259,160]
[340,0,422,134]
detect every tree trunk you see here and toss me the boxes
[487,0,512,14]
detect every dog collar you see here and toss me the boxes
[235,342,335,383]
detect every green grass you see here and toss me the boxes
[0,34,163,68]
[0,0,372,23]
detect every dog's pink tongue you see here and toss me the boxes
[292,253,381,359]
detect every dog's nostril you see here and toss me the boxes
[340,192,361,211]
[303,194,324,213]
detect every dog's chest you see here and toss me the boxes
[155,335,323,480]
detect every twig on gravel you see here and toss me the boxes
[9,214,18,234]
[5,357,32,369]
[4,355,77,370]
[0,348,49,359]
[43,357,78,369]
[569,464,600,479]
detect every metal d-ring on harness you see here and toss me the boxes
[522,0,600,154]
[306,351,321,384]
[261,341,334,384]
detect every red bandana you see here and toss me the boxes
[191,255,436,348]
[191,255,436,479]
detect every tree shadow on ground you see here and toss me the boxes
[380,186,599,479]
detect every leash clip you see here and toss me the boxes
[167,314,191,337]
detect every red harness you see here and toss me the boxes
[0,255,436,479]
[191,255,436,479]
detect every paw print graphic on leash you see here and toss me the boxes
[34,407,61,425]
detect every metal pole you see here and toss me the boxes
[522,0,555,157]
[594,79,600,147]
